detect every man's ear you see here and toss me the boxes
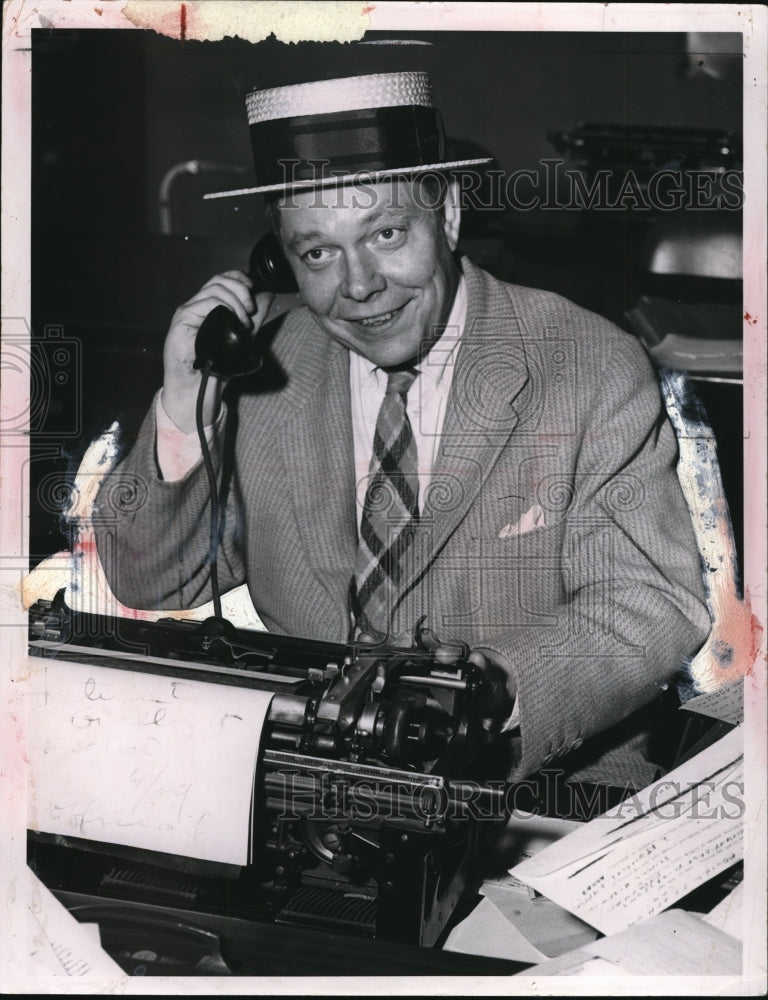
[441,177,462,252]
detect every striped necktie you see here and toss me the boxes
[353,367,420,636]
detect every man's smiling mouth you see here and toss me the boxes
[347,304,406,328]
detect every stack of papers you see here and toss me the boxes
[448,726,745,976]
[523,909,741,976]
[445,813,598,963]
[681,678,743,727]
[510,725,743,935]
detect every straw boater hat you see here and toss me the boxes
[204,70,491,199]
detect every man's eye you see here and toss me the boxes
[302,247,328,262]
[375,227,405,245]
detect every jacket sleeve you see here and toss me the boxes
[92,395,246,610]
[482,335,712,781]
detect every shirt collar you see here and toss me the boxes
[352,273,467,388]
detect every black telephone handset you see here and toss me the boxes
[193,231,298,378]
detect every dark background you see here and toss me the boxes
[30,28,743,573]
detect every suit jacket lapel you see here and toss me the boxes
[280,329,358,631]
[396,259,533,603]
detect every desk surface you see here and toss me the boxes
[55,888,528,977]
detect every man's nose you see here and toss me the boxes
[340,250,386,301]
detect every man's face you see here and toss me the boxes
[276,178,461,368]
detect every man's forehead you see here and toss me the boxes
[277,178,427,220]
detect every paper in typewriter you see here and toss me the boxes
[25,655,273,866]
[510,725,744,935]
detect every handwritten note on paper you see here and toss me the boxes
[681,678,743,726]
[26,655,274,866]
[511,726,744,935]
[24,865,124,979]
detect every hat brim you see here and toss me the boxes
[202,158,493,199]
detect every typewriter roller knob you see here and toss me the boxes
[383,689,450,764]
[356,701,385,752]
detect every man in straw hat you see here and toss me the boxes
[94,70,709,787]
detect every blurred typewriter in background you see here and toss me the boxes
[549,122,743,382]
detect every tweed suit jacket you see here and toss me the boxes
[94,257,711,785]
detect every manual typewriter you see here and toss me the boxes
[27,591,513,975]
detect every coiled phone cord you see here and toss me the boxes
[195,362,223,620]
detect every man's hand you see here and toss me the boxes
[431,642,517,733]
[355,625,518,735]
[161,270,274,433]
[466,647,518,732]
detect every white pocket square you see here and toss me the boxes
[498,503,546,539]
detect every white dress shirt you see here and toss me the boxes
[348,275,466,526]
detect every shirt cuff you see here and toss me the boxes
[501,697,520,734]
[155,390,226,482]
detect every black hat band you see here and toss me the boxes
[249,105,445,188]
